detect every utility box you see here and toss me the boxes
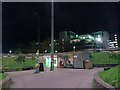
[73,50,92,69]
[83,60,93,69]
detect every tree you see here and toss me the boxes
[13,48,22,54]
[54,39,63,52]
[15,54,25,63]
[41,38,51,53]
[20,41,38,53]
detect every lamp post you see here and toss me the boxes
[35,11,40,51]
[55,50,57,53]
[62,38,64,52]
[36,49,39,58]
[9,50,12,54]
[45,50,47,53]
[36,52,38,57]
[73,46,76,52]
[50,0,54,71]
[51,0,54,53]
[9,50,12,57]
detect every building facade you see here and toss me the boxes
[109,34,119,48]
[91,31,109,49]
[59,31,110,51]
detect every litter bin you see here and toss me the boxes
[83,60,93,69]
[39,63,44,72]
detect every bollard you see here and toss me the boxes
[50,54,54,71]
[50,60,54,71]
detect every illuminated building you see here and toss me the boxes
[59,31,110,50]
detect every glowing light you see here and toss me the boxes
[55,50,57,53]
[73,46,76,49]
[114,34,117,36]
[115,38,117,41]
[76,35,79,37]
[96,37,102,42]
[9,50,12,53]
[45,50,47,53]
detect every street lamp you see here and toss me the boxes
[36,52,38,55]
[9,50,12,57]
[36,50,39,58]
[45,50,47,53]
[9,50,12,54]
[55,50,57,53]
[73,46,76,52]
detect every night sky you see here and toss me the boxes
[2,2,119,53]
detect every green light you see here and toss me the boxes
[76,35,78,37]
[50,51,53,54]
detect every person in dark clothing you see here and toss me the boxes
[38,56,44,72]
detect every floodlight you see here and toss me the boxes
[96,37,102,42]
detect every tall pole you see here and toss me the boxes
[38,27,40,44]
[51,0,54,54]
[50,0,54,71]
[37,12,40,54]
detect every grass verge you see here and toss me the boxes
[2,57,36,70]
[91,52,119,64]
[99,65,120,88]
[0,73,7,80]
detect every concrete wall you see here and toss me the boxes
[94,72,115,89]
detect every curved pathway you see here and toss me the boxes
[8,68,103,88]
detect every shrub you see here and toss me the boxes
[32,55,35,60]
[15,54,25,63]
[63,55,69,59]
[14,48,22,54]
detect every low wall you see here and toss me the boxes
[2,67,34,72]
[93,64,118,68]
[94,72,115,89]
[0,74,12,88]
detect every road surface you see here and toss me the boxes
[8,68,103,88]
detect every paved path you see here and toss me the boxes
[8,68,103,88]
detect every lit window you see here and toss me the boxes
[114,34,117,36]
[115,38,117,41]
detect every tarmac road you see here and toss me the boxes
[8,68,103,88]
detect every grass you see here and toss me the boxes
[91,52,119,64]
[2,57,36,69]
[99,65,120,88]
[0,73,7,80]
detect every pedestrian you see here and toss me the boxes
[33,58,40,74]
[38,56,44,72]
